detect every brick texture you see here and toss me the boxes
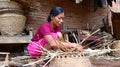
[14,0,108,31]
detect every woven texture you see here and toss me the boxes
[0,13,26,36]
[111,40,120,56]
[0,1,22,9]
[49,54,91,67]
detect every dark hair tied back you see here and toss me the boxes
[47,6,64,22]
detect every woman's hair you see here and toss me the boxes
[47,6,64,22]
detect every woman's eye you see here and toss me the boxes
[58,17,63,20]
[58,18,61,19]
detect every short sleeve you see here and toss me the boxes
[39,24,51,36]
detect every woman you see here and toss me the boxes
[27,6,83,57]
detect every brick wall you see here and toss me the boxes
[17,0,108,31]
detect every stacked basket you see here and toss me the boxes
[0,1,26,36]
[111,40,120,56]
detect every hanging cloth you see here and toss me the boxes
[94,0,98,11]
[94,0,102,11]
[107,0,116,7]
[101,0,107,5]
[107,0,113,7]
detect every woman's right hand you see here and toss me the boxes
[51,45,58,50]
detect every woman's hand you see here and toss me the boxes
[69,43,83,51]
[50,45,58,50]
[75,44,83,51]
[56,40,83,51]
[56,40,70,51]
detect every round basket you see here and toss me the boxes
[0,9,24,15]
[48,54,92,67]
[111,40,120,56]
[0,1,22,10]
[0,13,26,36]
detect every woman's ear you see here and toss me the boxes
[50,15,54,20]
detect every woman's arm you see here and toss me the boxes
[44,35,58,50]
[44,34,83,51]
[56,32,64,41]
[58,41,83,51]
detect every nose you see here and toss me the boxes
[60,19,63,23]
[58,19,63,24]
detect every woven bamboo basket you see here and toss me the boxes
[0,13,26,36]
[0,1,22,10]
[48,54,92,67]
[0,1,26,36]
[111,40,120,56]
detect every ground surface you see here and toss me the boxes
[91,58,120,67]
[1,48,120,67]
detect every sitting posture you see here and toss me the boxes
[27,6,83,58]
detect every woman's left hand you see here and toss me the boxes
[76,44,83,51]
[69,43,83,51]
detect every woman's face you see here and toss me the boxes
[51,13,64,27]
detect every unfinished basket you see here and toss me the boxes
[48,54,92,67]
[111,40,120,56]
[0,13,26,36]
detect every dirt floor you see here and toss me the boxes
[8,54,120,67]
[0,53,120,67]
[91,58,120,67]
[0,45,120,67]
